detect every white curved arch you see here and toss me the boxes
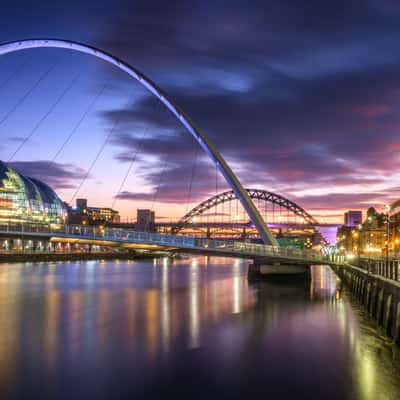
[0,39,277,245]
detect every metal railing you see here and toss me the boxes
[350,256,400,282]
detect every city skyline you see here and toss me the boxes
[1,1,400,222]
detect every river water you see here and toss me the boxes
[0,256,399,399]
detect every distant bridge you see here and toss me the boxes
[0,224,342,266]
[176,188,319,230]
[155,188,339,243]
[158,221,340,230]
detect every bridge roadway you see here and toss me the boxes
[0,224,343,266]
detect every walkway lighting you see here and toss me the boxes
[384,204,390,267]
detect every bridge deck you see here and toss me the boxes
[0,224,343,265]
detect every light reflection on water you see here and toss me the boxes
[0,257,398,399]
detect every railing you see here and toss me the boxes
[350,256,400,282]
[0,223,343,264]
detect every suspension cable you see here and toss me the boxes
[69,90,136,205]
[149,101,171,213]
[229,198,231,224]
[0,63,57,127]
[45,83,108,173]
[215,162,218,197]
[150,158,168,212]
[8,74,80,162]
[111,125,150,210]
[215,162,219,222]
[112,99,159,210]
[185,146,199,214]
[0,55,33,92]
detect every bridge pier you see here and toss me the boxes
[248,260,311,281]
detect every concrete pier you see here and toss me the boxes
[0,251,159,263]
[248,261,310,281]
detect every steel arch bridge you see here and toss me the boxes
[0,38,276,246]
[173,188,319,232]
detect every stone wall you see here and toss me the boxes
[332,264,400,345]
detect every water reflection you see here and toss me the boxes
[0,258,398,399]
[161,258,169,353]
[189,258,199,348]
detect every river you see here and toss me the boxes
[0,256,399,399]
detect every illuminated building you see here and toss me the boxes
[344,210,362,227]
[76,198,87,212]
[361,207,386,255]
[336,226,354,254]
[389,200,400,255]
[337,207,385,255]
[136,209,155,231]
[67,198,120,225]
[0,161,67,225]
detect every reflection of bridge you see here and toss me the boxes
[0,224,342,266]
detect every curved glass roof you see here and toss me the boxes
[0,160,66,225]
[0,161,9,182]
[28,177,60,205]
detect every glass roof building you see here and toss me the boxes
[0,161,67,226]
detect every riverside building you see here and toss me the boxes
[0,160,67,226]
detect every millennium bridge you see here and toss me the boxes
[0,223,341,267]
[0,38,340,276]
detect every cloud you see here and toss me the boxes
[9,160,87,190]
[3,0,400,221]
[100,65,400,211]
[94,1,400,213]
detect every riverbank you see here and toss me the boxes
[0,251,168,263]
[331,263,400,345]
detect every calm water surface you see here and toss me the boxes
[0,256,399,399]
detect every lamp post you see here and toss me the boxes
[395,238,399,257]
[351,229,356,259]
[351,227,362,266]
[384,204,391,277]
[357,223,362,265]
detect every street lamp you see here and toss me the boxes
[357,223,362,264]
[351,229,357,254]
[351,226,362,265]
[384,204,391,275]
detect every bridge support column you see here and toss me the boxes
[248,260,311,281]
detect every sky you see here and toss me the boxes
[1,0,400,223]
